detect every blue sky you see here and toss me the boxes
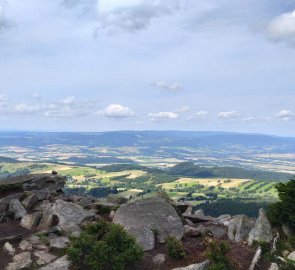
[0,0,295,135]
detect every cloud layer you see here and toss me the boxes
[95,0,182,35]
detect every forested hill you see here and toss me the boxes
[0,131,295,150]
[168,162,292,181]
[100,162,291,182]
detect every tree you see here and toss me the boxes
[268,178,295,227]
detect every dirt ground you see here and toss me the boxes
[129,236,270,270]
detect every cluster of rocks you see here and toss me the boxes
[1,173,295,270]
[0,173,121,270]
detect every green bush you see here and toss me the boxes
[268,178,295,227]
[166,236,185,259]
[206,240,233,270]
[281,260,295,270]
[66,221,143,270]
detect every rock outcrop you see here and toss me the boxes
[248,208,273,246]
[113,197,184,251]
[228,215,255,242]
[172,260,210,270]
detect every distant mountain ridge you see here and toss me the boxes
[0,131,294,150]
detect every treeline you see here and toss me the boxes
[196,198,273,218]
[168,162,291,181]
[63,186,118,198]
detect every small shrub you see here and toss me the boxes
[166,236,185,259]
[280,260,295,270]
[206,240,233,270]
[66,221,143,270]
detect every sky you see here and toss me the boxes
[0,0,295,136]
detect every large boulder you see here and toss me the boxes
[248,209,273,246]
[50,200,94,234]
[8,199,27,220]
[113,197,184,251]
[172,260,210,270]
[0,174,66,193]
[228,215,255,242]
[269,263,279,270]
[183,213,215,223]
[20,212,42,230]
[39,255,70,270]
[287,251,295,261]
[21,194,38,209]
[6,252,32,270]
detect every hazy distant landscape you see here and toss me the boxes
[1,131,294,217]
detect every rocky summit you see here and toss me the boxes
[0,172,293,270]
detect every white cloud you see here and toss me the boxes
[268,10,295,44]
[0,94,8,103]
[95,0,181,35]
[277,109,295,121]
[243,116,255,122]
[175,105,190,113]
[152,80,183,91]
[217,111,238,119]
[187,110,208,121]
[148,111,179,121]
[13,103,39,115]
[0,1,13,31]
[99,104,135,118]
[61,96,75,105]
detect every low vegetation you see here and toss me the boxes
[205,240,234,270]
[66,221,144,270]
[166,236,186,259]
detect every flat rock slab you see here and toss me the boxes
[182,214,216,223]
[113,197,184,251]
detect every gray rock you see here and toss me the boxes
[183,204,193,215]
[39,255,70,270]
[194,209,204,216]
[34,250,57,265]
[269,263,279,270]
[174,202,190,214]
[109,210,116,220]
[217,214,231,220]
[194,225,208,235]
[26,235,41,245]
[9,199,27,220]
[172,260,210,270]
[185,219,196,227]
[19,240,32,251]
[248,209,273,246]
[4,242,15,255]
[207,225,227,239]
[287,251,295,261]
[20,211,41,229]
[152,254,166,265]
[0,193,24,205]
[183,213,215,223]
[228,215,255,242]
[184,225,201,237]
[50,200,94,232]
[6,252,32,270]
[33,188,51,200]
[113,197,184,251]
[38,203,54,230]
[49,237,70,249]
[21,194,38,209]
